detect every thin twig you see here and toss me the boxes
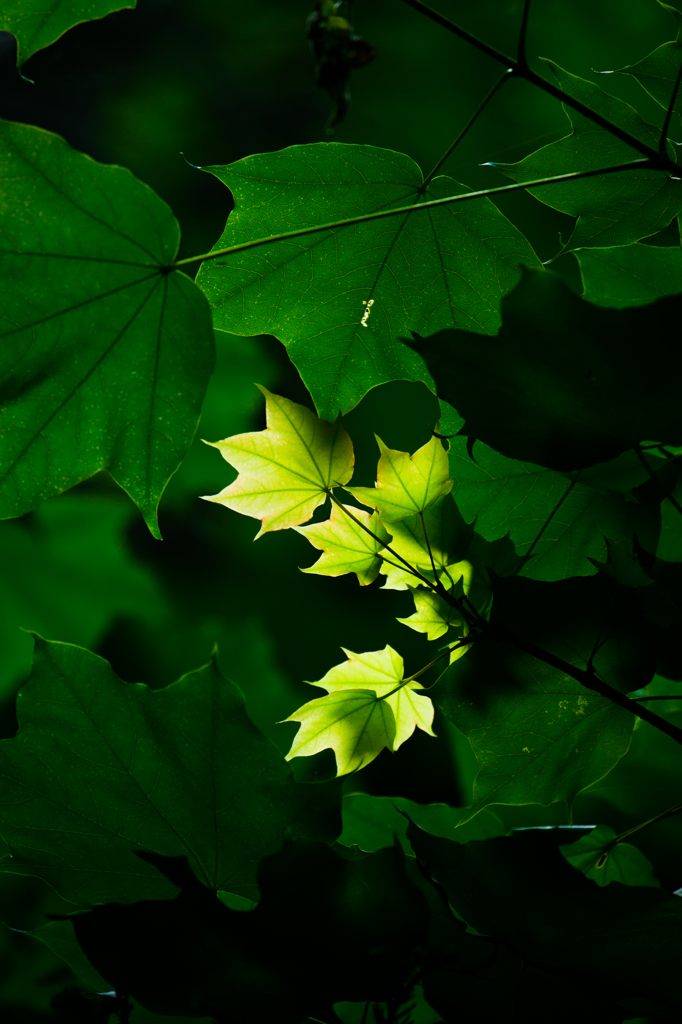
[381,638,473,699]
[492,622,682,745]
[397,0,678,170]
[609,801,682,849]
[421,71,512,189]
[517,0,532,69]
[171,160,650,271]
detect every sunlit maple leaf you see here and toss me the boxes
[379,497,471,590]
[294,502,390,585]
[397,587,463,641]
[203,387,354,536]
[283,690,396,775]
[349,435,453,523]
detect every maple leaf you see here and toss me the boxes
[294,502,389,585]
[348,435,453,523]
[397,587,463,641]
[283,647,435,776]
[284,690,396,775]
[203,387,354,536]
[379,498,471,590]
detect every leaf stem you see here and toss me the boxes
[634,445,682,520]
[631,694,682,700]
[420,71,512,190]
[397,0,677,169]
[660,56,682,154]
[171,161,650,271]
[517,0,532,69]
[608,801,682,850]
[381,638,472,699]
[328,491,434,589]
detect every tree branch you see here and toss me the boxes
[397,0,678,171]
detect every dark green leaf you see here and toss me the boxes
[338,792,506,852]
[0,638,339,904]
[196,142,540,419]
[0,120,214,537]
[408,827,682,1010]
[495,62,682,250]
[448,434,630,581]
[414,268,682,470]
[69,843,427,1019]
[433,575,652,816]
[560,825,660,887]
[1,1,136,69]
[576,242,682,308]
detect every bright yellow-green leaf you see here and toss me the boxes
[379,498,471,590]
[294,503,389,585]
[309,646,435,750]
[397,587,463,641]
[349,435,453,523]
[203,387,354,536]
[284,689,396,775]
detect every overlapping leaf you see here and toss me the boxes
[294,502,389,585]
[338,792,505,853]
[204,387,354,536]
[196,143,540,419]
[378,496,471,591]
[576,241,682,308]
[433,575,653,818]
[284,646,435,776]
[612,2,682,117]
[397,587,463,641]
[408,828,682,1011]
[560,825,660,887]
[495,62,682,251]
[349,434,453,522]
[0,638,339,904]
[416,268,682,469]
[1,1,136,69]
[447,434,630,581]
[0,120,214,537]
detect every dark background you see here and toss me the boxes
[1,1,681,1017]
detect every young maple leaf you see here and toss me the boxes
[378,497,471,590]
[284,690,397,775]
[348,434,453,523]
[397,587,463,641]
[202,386,354,536]
[283,646,435,777]
[294,502,389,585]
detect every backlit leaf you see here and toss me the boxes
[203,387,354,536]
[560,825,660,887]
[495,62,682,251]
[284,689,397,776]
[294,502,389,585]
[612,4,682,117]
[0,120,214,538]
[397,587,463,641]
[1,1,135,69]
[349,434,453,523]
[0,639,339,904]
[379,496,471,591]
[285,646,435,776]
[196,143,540,419]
